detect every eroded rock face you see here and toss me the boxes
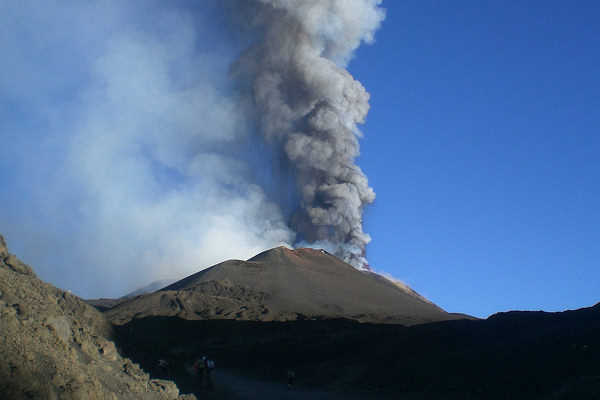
[0,235,35,277]
[0,234,194,400]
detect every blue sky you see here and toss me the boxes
[1,1,598,318]
[353,0,600,317]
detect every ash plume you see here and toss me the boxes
[0,0,384,298]
[232,0,385,268]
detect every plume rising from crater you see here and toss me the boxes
[232,0,385,268]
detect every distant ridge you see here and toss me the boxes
[105,246,471,325]
[124,279,176,298]
[86,279,177,311]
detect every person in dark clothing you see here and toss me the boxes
[193,357,203,385]
[205,358,214,389]
[157,359,169,376]
[287,369,295,389]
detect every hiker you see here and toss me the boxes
[193,357,203,384]
[287,369,295,389]
[205,357,215,389]
[201,355,208,384]
[157,359,169,373]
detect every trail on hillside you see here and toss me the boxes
[185,367,402,400]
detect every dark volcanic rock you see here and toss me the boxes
[117,303,600,399]
[106,246,468,326]
[0,234,195,400]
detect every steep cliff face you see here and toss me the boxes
[0,234,195,400]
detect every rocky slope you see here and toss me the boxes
[104,246,469,326]
[0,234,195,400]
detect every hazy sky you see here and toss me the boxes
[1,1,598,318]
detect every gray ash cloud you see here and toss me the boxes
[231,0,384,268]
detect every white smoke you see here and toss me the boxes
[231,0,385,268]
[0,1,293,297]
[0,0,383,297]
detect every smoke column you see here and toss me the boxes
[232,0,385,268]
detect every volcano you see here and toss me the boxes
[104,246,468,326]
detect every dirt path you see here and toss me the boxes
[186,367,402,400]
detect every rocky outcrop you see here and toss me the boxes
[0,234,195,400]
[0,234,35,276]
